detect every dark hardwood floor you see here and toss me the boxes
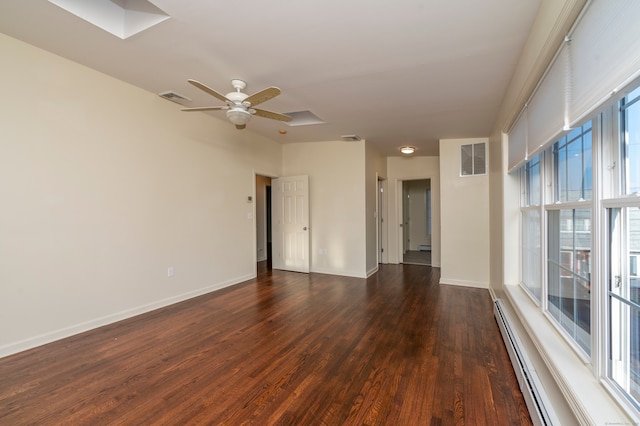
[0,264,531,425]
[403,250,431,266]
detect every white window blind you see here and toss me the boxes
[508,1,640,173]
[527,44,569,157]
[508,109,527,172]
[568,0,640,125]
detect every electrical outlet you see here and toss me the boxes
[168,266,174,277]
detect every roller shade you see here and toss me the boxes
[568,0,640,125]
[508,108,527,172]
[508,1,640,173]
[527,44,569,157]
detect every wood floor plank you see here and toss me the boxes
[0,264,532,425]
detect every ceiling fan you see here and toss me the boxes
[181,79,292,129]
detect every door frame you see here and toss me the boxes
[253,171,278,276]
[377,176,388,264]
[392,175,439,266]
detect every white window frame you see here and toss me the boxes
[599,88,640,413]
[545,202,594,361]
[520,154,544,303]
[541,118,596,362]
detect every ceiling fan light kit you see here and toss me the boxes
[226,108,251,126]
[182,79,291,129]
[400,146,416,155]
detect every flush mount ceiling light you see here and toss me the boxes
[400,146,416,155]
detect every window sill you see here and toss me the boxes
[503,284,637,425]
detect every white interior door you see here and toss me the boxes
[272,175,310,273]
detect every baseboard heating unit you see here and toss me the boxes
[494,299,558,426]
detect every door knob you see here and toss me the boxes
[303,226,308,231]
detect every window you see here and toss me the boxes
[548,209,592,355]
[524,154,541,207]
[521,154,542,300]
[544,122,593,356]
[553,122,593,202]
[461,142,486,176]
[620,86,640,194]
[604,87,640,410]
[510,3,640,418]
[608,206,640,409]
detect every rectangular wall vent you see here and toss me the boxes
[159,91,191,104]
[461,142,486,176]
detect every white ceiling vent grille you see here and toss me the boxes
[48,0,170,39]
[159,91,191,104]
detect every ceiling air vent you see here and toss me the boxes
[341,135,361,141]
[159,91,191,104]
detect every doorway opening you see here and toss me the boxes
[255,174,311,274]
[256,174,272,269]
[377,177,387,264]
[402,179,431,266]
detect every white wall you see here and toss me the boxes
[0,34,282,357]
[387,156,441,267]
[282,141,367,277]
[439,139,489,288]
[365,143,386,275]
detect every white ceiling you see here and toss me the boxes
[0,0,540,156]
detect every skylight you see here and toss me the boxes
[48,0,170,39]
[283,110,325,127]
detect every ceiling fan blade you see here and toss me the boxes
[187,79,230,103]
[181,106,226,112]
[235,124,246,130]
[253,108,292,122]
[244,87,281,107]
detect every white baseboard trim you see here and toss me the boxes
[366,265,379,277]
[0,273,255,359]
[310,267,367,279]
[488,286,498,301]
[439,277,488,289]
